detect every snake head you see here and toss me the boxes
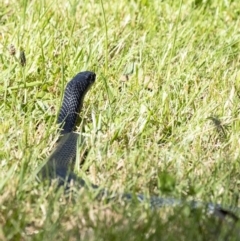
[58,71,96,133]
[69,71,96,94]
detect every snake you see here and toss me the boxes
[38,71,239,221]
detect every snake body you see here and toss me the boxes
[39,71,239,220]
[39,71,95,186]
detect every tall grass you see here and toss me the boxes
[1,0,240,240]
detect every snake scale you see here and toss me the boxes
[38,71,239,221]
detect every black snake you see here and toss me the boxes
[38,71,239,221]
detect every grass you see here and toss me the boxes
[1,0,240,240]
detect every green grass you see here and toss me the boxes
[1,0,240,240]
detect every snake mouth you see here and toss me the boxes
[84,71,96,84]
[90,72,96,83]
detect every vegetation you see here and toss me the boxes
[1,0,240,240]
